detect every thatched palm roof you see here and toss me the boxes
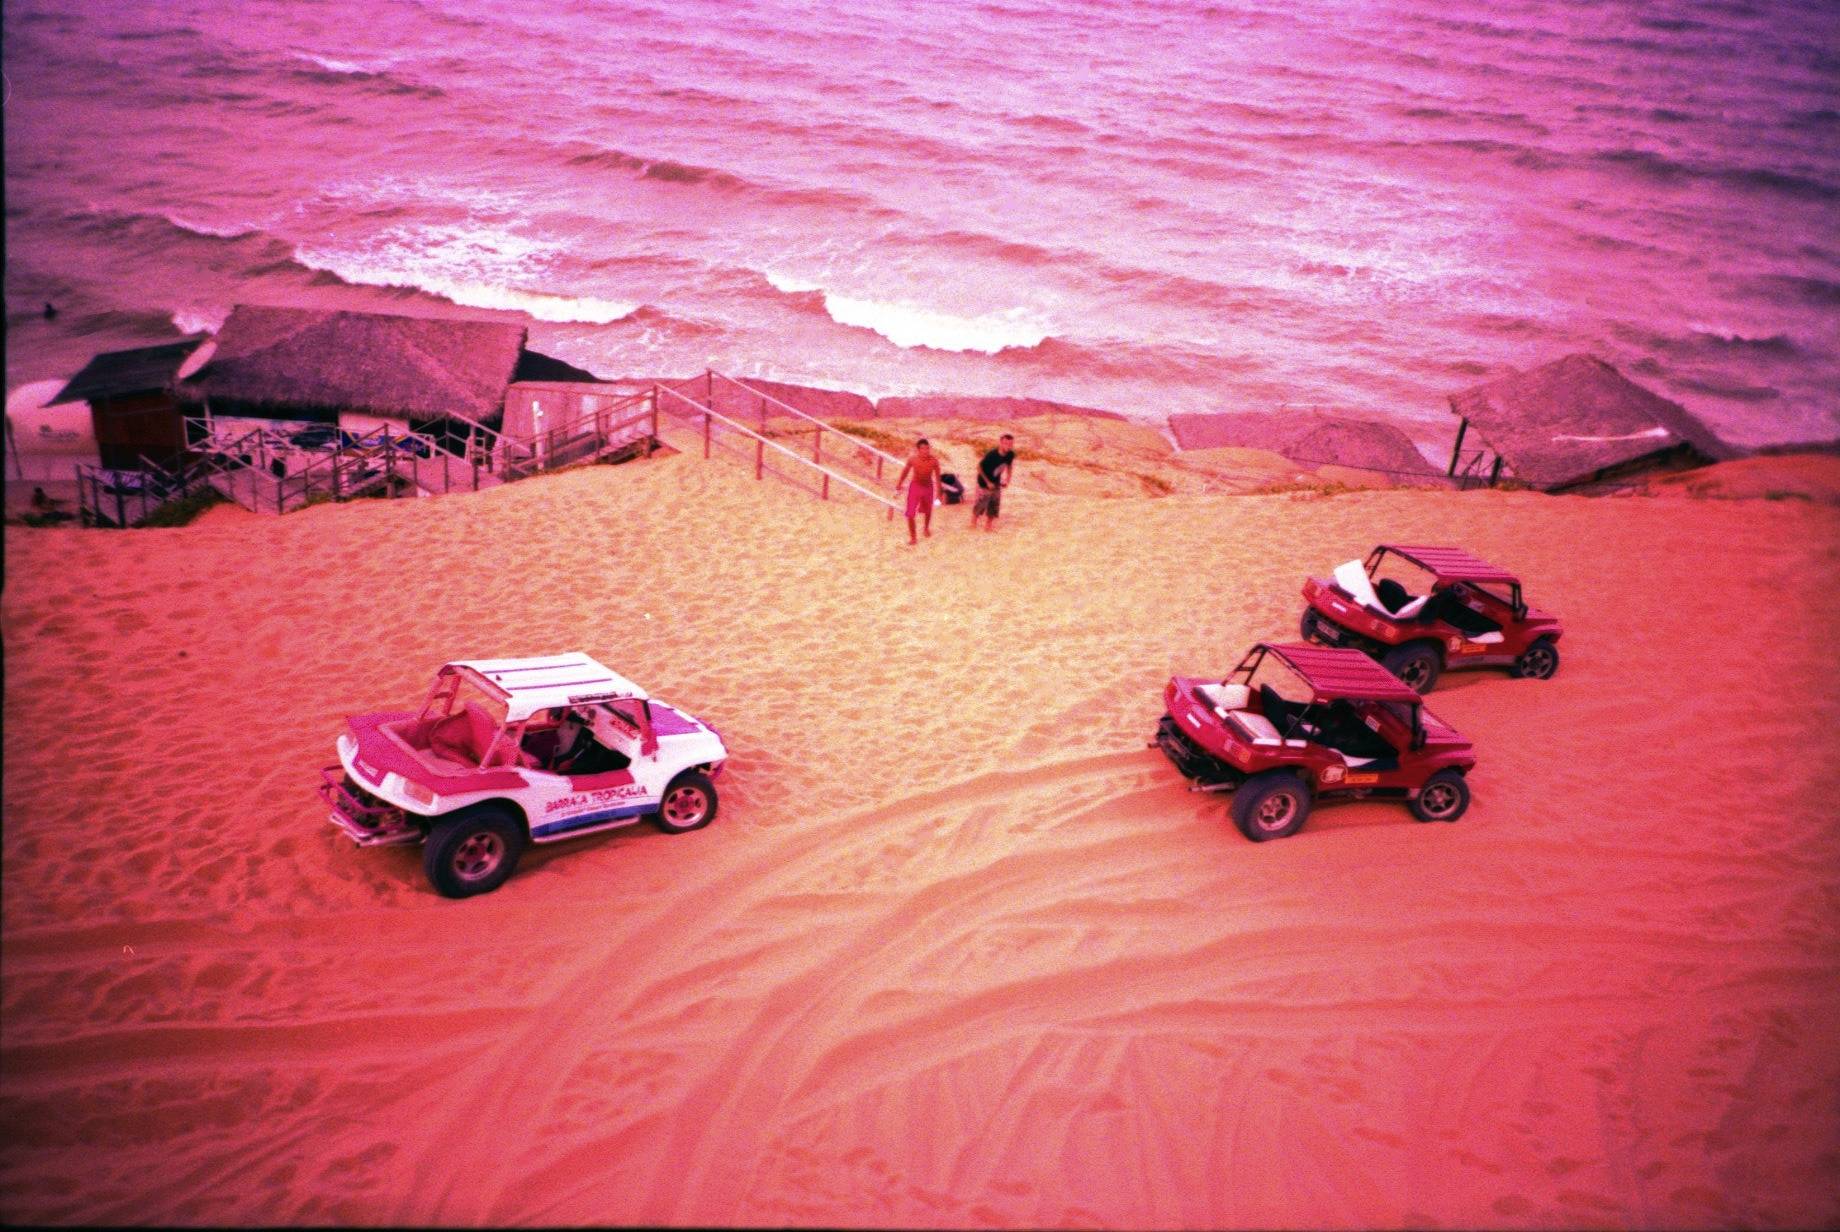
[50,338,207,406]
[1449,354,1733,490]
[177,306,528,421]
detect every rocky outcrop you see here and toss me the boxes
[1168,411,1442,479]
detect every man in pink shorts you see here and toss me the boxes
[892,438,941,545]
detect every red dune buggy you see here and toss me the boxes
[1298,544,1562,692]
[1154,641,1477,841]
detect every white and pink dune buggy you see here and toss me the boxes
[318,653,729,897]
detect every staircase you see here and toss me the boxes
[76,373,905,527]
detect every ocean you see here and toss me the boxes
[5,0,1837,454]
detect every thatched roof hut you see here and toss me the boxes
[176,305,529,425]
[49,338,206,407]
[47,337,208,469]
[1168,410,1441,479]
[1447,354,1734,491]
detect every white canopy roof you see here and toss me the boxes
[446,652,648,722]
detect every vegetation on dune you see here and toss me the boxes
[134,487,228,528]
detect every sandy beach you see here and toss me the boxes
[4,432,1837,1227]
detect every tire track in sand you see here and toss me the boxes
[395,748,1168,1223]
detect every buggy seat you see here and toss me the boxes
[1334,560,1428,620]
[429,701,534,769]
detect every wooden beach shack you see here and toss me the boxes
[47,337,207,470]
[1447,353,1733,491]
[176,305,533,444]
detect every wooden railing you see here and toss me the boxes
[698,371,905,490]
[652,381,899,516]
[438,388,659,482]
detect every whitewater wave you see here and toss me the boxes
[172,307,230,335]
[764,273,1049,353]
[290,50,397,75]
[1687,326,1797,354]
[293,246,640,325]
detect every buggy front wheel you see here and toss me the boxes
[1232,771,1312,842]
[424,807,526,898]
[1513,637,1560,680]
[1409,770,1470,823]
[655,771,719,834]
[1382,641,1442,693]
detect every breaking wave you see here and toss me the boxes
[764,272,1050,353]
[291,246,642,324]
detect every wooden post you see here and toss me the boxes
[703,414,711,459]
[1447,418,1468,476]
[386,429,397,496]
[813,427,822,464]
[650,395,659,456]
[1488,455,1504,487]
[705,369,714,408]
[333,442,343,500]
[755,436,764,480]
[759,394,767,433]
[822,473,829,501]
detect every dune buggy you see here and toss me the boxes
[318,653,729,897]
[1154,641,1476,841]
[1298,544,1562,692]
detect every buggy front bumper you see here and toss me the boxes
[1154,716,1243,788]
[318,765,423,847]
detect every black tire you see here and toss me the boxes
[1300,609,1323,642]
[1231,771,1312,842]
[1409,769,1470,823]
[1381,641,1443,693]
[1513,637,1560,680]
[424,806,526,898]
[655,771,718,834]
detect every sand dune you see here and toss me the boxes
[3,435,1838,1228]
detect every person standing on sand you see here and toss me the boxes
[892,438,941,545]
[971,433,1016,531]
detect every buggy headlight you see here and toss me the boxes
[386,774,438,807]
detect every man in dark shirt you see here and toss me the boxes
[971,433,1016,531]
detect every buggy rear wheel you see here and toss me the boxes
[655,771,719,834]
[424,807,525,898]
[1514,637,1560,680]
[1409,770,1470,823]
[1300,609,1324,643]
[1232,771,1312,842]
[1381,641,1442,693]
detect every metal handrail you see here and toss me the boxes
[653,385,900,513]
[705,370,905,470]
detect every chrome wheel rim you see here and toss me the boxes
[453,831,504,880]
[1255,791,1299,831]
[663,786,707,827]
[1421,782,1460,818]
[1523,647,1555,678]
[1400,657,1432,690]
